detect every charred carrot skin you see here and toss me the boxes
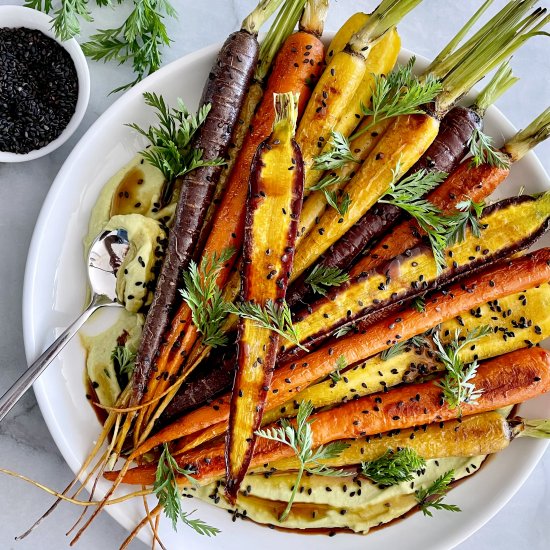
[110,347,550,486]
[353,159,510,276]
[290,105,482,299]
[282,194,550,358]
[143,32,325,406]
[160,348,235,424]
[225,94,304,502]
[131,31,259,405]
[132,249,550,456]
[292,113,441,279]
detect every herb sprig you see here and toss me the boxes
[308,173,350,193]
[380,335,427,361]
[305,265,349,296]
[329,355,348,383]
[229,300,306,351]
[445,199,486,246]
[361,448,426,486]
[312,132,358,172]
[111,345,136,378]
[334,324,355,338]
[468,127,511,169]
[255,400,351,521]
[154,444,220,535]
[83,0,177,93]
[325,189,352,216]
[412,296,426,313]
[180,248,235,349]
[433,325,492,413]
[415,470,461,516]
[351,57,443,140]
[127,92,225,191]
[379,165,449,270]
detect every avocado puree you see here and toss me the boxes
[81,309,143,406]
[183,455,485,533]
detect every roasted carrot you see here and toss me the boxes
[353,106,550,275]
[295,0,420,193]
[291,3,548,279]
[128,0,321,442]
[132,248,550,456]
[130,0,283,405]
[266,283,550,424]
[139,0,327,418]
[288,63,517,303]
[109,347,550,485]
[282,193,550,357]
[225,93,304,501]
[263,412,526,471]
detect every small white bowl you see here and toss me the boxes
[0,5,90,163]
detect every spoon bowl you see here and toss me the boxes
[0,229,130,421]
[88,228,130,302]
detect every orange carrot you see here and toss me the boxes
[131,23,326,434]
[351,161,509,276]
[132,248,550,456]
[351,105,550,275]
[109,346,550,485]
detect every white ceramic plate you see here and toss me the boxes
[22,39,550,550]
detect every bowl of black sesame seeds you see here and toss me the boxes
[0,5,90,162]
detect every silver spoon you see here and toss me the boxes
[0,229,130,421]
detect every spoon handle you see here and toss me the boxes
[0,295,119,422]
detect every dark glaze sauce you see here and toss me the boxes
[85,378,108,425]
[110,167,148,216]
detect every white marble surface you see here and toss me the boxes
[0,0,549,548]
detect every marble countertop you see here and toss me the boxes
[0,1,549,548]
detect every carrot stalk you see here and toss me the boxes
[131,249,550,456]
[225,92,304,502]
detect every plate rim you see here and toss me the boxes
[22,38,550,549]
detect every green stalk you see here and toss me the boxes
[347,0,423,56]
[299,0,330,37]
[472,60,519,116]
[255,0,308,82]
[426,1,537,83]
[242,0,285,35]
[426,0,495,76]
[503,107,550,161]
[273,92,299,134]
[279,463,305,521]
[435,4,549,115]
[517,419,550,439]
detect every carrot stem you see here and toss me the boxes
[255,0,308,81]
[503,106,550,162]
[242,0,285,35]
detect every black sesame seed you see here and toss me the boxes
[0,28,78,154]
